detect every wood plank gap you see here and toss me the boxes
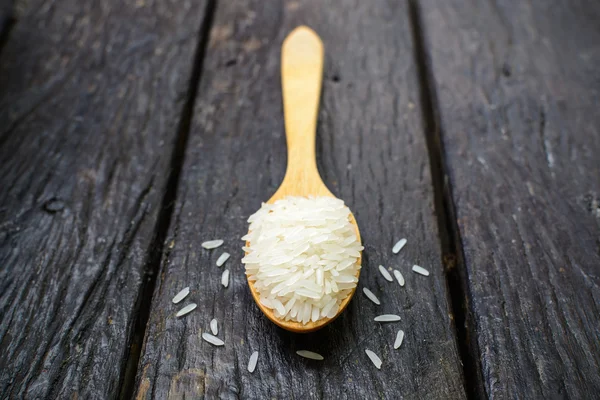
[408,1,485,398]
[0,0,15,57]
[117,1,218,398]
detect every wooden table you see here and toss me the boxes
[1,0,598,398]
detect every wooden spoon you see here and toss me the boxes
[246,26,362,333]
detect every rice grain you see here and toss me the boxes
[365,349,382,369]
[221,269,230,287]
[394,330,405,349]
[210,318,218,335]
[248,351,259,372]
[216,252,230,267]
[392,238,407,254]
[393,270,405,287]
[378,265,393,282]
[176,303,197,317]
[202,240,224,249]
[172,287,190,304]
[412,265,430,276]
[362,287,381,305]
[242,196,363,325]
[296,350,324,360]
[374,314,401,322]
[202,332,224,346]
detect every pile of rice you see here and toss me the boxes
[241,196,362,324]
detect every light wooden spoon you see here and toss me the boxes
[246,26,362,333]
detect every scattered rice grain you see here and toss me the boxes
[393,270,405,287]
[176,303,197,317]
[210,318,218,335]
[378,265,393,282]
[362,287,381,305]
[248,351,259,372]
[221,269,230,287]
[216,252,231,267]
[172,287,190,304]
[394,330,405,349]
[374,314,401,322]
[365,349,382,369]
[412,265,430,276]
[202,240,224,249]
[392,238,407,254]
[202,332,224,346]
[296,350,324,360]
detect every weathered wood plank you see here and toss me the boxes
[0,0,209,398]
[134,1,466,399]
[419,0,600,397]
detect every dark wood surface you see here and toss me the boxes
[419,0,600,398]
[0,0,208,398]
[133,0,466,399]
[0,0,12,49]
[2,0,599,398]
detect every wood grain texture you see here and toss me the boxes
[279,25,324,191]
[0,0,208,398]
[419,0,600,397]
[134,0,466,399]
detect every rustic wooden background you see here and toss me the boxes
[0,0,598,399]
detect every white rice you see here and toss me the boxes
[296,350,324,360]
[392,238,407,254]
[172,287,190,304]
[393,270,405,287]
[176,303,197,317]
[378,265,393,282]
[248,351,259,372]
[202,240,224,249]
[374,314,401,322]
[210,318,218,335]
[362,287,380,305]
[412,265,430,276]
[216,252,230,267]
[202,332,224,346]
[221,269,230,287]
[365,349,382,369]
[394,330,405,349]
[242,196,362,325]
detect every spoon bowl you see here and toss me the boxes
[246,26,362,333]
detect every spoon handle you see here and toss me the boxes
[281,26,324,189]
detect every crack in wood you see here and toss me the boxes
[0,0,14,58]
[408,1,485,398]
[117,1,218,398]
